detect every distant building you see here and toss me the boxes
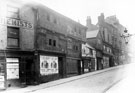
[82,43,96,73]
[86,13,126,70]
[86,30,104,70]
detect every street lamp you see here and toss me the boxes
[121,28,132,44]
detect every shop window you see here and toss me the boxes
[7,5,19,18]
[7,27,19,48]
[6,58,19,79]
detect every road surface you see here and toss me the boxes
[26,66,126,93]
[1,64,130,93]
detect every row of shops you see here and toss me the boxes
[0,0,125,90]
[0,47,94,89]
[0,43,123,89]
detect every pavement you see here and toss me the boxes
[0,64,127,93]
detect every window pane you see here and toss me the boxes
[49,39,52,45]
[53,40,56,46]
[7,38,18,47]
[7,12,19,18]
[7,27,19,38]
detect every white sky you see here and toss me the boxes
[30,0,135,34]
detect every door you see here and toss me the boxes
[25,58,35,85]
[58,57,65,78]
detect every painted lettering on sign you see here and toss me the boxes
[0,17,33,29]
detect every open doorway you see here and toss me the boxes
[58,57,64,78]
[25,58,35,85]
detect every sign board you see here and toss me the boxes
[40,55,58,75]
[6,58,19,63]
[0,17,33,29]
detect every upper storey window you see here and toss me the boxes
[7,27,19,48]
[7,5,19,18]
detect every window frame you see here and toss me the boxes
[7,5,19,19]
[7,27,19,48]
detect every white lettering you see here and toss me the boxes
[0,17,33,29]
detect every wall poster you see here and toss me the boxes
[6,58,19,79]
[40,55,58,75]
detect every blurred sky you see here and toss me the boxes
[30,0,135,34]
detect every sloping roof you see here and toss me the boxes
[85,43,95,49]
[86,30,99,38]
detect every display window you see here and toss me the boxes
[6,58,19,79]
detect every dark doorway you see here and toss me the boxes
[58,57,64,78]
[25,58,35,85]
[97,58,103,70]
[78,60,81,75]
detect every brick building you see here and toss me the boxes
[0,0,86,89]
[86,13,126,70]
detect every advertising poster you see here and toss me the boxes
[6,58,19,79]
[40,55,58,75]
[6,64,19,79]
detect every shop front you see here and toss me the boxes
[66,57,81,76]
[103,56,110,69]
[96,50,103,70]
[0,50,35,89]
[82,43,97,73]
[36,51,66,83]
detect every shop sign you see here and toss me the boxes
[0,17,33,29]
[6,58,19,63]
[40,55,58,75]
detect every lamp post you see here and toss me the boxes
[121,28,132,44]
